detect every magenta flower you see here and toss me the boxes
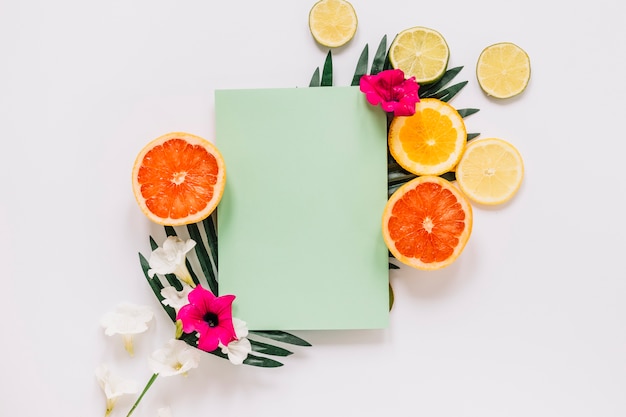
[359,69,420,116]
[176,285,237,352]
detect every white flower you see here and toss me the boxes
[148,339,201,376]
[148,236,196,287]
[95,364,138,417]
[158,407,173,417]
[232,317,249,339]
[160,284,193,311]
[101,303,154,356]
[220,318,252,365]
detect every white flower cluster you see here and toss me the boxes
[96,236,251,417]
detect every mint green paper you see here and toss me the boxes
[215,86,389,330]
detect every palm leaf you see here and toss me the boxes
[371,35,388,75]
[388,170,416,187]
[440,171,456,181]
[457,108,480,118]
[431,81,468,102]
[250,339,293,357]
[242,354,284,368]
[185,258,201,287]
[186,222,218,294]
[309,67,320,87]
[179,325,287,368]
[321,50,333,86]
[142,226,311,368]
[249,330,312,346]
[351,44,369,86]
[202,214,219,271]
[419,66,464,97]
[139,252,177,321]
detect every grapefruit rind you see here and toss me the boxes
[382,176,472,270]
[132,132,226,226]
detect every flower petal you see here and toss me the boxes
[232,318,249,339]
[221,337,252,365]
[95,364,139,399]
[176,285,238,352]
[148,339,201,376]
[161,284,193,311]
[148,237,196,277]
[101,303,154,336]
[359,69,420,116]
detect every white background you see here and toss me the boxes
[1,1,625,416]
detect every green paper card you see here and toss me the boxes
[215,86,389,330]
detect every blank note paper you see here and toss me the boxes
[215,86,389,330]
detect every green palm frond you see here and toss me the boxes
[418,66,464,97]
[309,67,320,87]
[370,35,388,75]
[250,331,312,346]
[321,50,333,86]
[139,212,311,368]
[351,44,369,86]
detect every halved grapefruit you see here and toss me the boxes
[382,176,472,270]
[132,132,226,226]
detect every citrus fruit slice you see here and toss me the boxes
[455,138,524,205]
[383,176,472,270]
[388,26,449,84]
[308,0,358,48]
[132,132,226,226]
[476,42,531,98]
[388,98,467,176]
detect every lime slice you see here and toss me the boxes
[476,42,531,99]
[308,0,358,48]
[388,26,449,84]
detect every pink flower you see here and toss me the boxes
[359,69,420,116]
[176,285,237,352]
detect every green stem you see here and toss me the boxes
[126,373,159,417]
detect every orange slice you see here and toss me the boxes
[388,98,467,176]
[132,132,226,226]
[382,176,472,270]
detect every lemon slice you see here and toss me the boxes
[388,98,466,176]
[388,26,449,84]
[476,42,531,98]
[308,0,358,48]
[455,138,524,205]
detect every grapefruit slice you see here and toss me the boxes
[132,132,226,226]
[382,176,472,270]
